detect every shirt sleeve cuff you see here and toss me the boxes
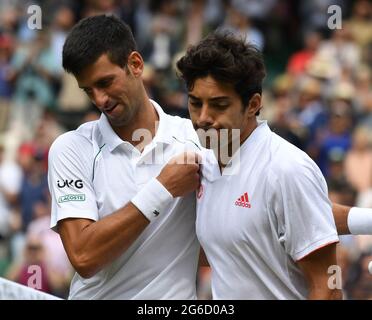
[293,234,339,262]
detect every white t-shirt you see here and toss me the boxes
[48,100,201,300]
[196,120,339,299]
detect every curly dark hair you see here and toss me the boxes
[63,14,137,76]
[176,32,266,110]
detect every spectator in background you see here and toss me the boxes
[345,0,372,51]
[291,77,327,150]
[130,0,189,118]
[344,126,372,194]
[144,0,183,71]
[314,101,353,177]
[218,2,264,50]
[327,150,347,184]
[343,133,372,273]
[80,107,101,124]
[0,34,14,132]
[266,75,306,149]
[353,67,372,128]
[50,6,76,69]
[81,0,120,18]
[18,147,48,234]
[27,200,73,298]
[0,3,22,35]
[185,0,207,46]
[0,141,22,241]
[345,250,372,299]
[8,30,62,137]
[298,0,346,36]
[316,27,361,79]
[286,30,323,78]
[230,0,276,26]
[336,243,354,299]
[0,140,22,275]
[28,110,66,170]
[6,233,56,295]
[7,143,48,264]
[328,179,357,209]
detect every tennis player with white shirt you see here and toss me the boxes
[176,32,372,299]
[48,15,203,299]
[48,16,372,300]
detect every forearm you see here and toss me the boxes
[332,203,351,235]
[60,202,149,278]
[332,203,372,235]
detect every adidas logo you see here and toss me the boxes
[235,192,251,208]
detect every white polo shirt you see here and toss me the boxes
[48,100,201,300]
[196,120,339,299]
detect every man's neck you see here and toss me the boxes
[113,98,158,152]
[217,119,258,171]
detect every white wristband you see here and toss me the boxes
[347,207,372,235]
[131,178,173,222]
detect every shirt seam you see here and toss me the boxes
[92,144,105,182]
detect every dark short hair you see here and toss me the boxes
[176,32,266,109]
[62,14,137,75]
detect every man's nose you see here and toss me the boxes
[197,105,214,127]
[91,88,109,108]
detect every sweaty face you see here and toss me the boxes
[188,76,253,150]
[76,54,141,127]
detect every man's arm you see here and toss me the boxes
[296,243,343,300]
[332,203,372,235]
[332,203,351,235]
[58,152,201,278]
[58,203,149,278]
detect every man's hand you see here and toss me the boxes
[157,152,201,197]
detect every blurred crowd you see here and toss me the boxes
[0,0,371,299]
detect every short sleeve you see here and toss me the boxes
[268,154,339,261]
[48,132,99,231]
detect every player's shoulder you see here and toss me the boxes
[49,121,97,158]
[164,113,199,141]
[268,133,318,178]
[163,112,192,129]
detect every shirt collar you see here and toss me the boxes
[224,120,271,176]
[239,120,270,154]
[201,120,271,180]
[150,99,174,145]
[98,99,173,153]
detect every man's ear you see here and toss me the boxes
[127,51,144,77]
[246,93,262,117]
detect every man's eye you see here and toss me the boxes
[98,80,112,88]
[189,101,202,108]
[218,104,229,108]
[211,103,229,109]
